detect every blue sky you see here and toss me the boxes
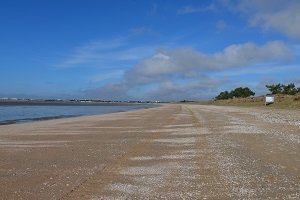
[1,0,300,101]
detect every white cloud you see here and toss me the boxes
[226,0,300,39]
[124,41,291,85]
[210,64,299,77]
[54,37,157,68]
[250,4,300,39]
[211,41,292,68]
[143,78,225,101]
[54,38,127,68]
[85,41,292,101]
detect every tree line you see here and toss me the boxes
[215,87,255,100]
[215,83,299,100]
[265,83,300,95]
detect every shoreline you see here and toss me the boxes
[0,103,159,126]
[0,114,80,126]
[0,100,154,106]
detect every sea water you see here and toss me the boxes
[0,104,156,125]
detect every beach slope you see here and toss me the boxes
[0,104,299,199]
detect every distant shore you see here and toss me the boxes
[0,100,154,106]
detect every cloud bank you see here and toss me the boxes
[85,41,292,101]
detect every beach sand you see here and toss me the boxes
[0,104,299,199]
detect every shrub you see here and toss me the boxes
[215,87,255,100]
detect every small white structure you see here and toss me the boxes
[265,96,275,105]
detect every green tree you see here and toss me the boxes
[231,87,255,98]
[282,83,298,95]
[266,83,299,95]
[266,84,283,94]
[215,87,255,100]
[215,91,230,100]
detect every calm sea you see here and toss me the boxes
[0,104,156,125]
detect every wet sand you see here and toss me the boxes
[0,104,299,199]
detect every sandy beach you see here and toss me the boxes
[0,104,299,199]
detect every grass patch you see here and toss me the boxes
[178,94,300,109]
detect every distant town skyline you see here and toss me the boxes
[1,0,300,101]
